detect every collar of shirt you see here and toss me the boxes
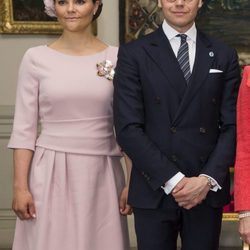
[162,20,197,72]
[162,20,197,43]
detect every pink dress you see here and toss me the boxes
[8,45,129,250]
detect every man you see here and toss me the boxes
[113,0,241,249]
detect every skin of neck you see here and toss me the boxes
[166,20,195,34]
[59,25,96,49]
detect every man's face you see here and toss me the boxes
[158,0,203,33]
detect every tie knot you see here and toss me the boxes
[177,34,187,43]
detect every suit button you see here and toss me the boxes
[200,127,206,134]
[171,127,177,133]
[155,96,161,104]
[172,155,177,162]
[212,98,216,104]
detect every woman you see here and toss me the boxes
[8,0,131,249]
[234,65,250,245]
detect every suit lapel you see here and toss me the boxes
[143,27,187,100]
[172,30,215,125]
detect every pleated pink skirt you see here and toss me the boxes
[12,147,130,250]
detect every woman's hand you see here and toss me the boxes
[119,186,132,216]
[12,189,36,220]
[12,149,35,220]
[239,216,250,245]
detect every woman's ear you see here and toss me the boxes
[93,0,101,15]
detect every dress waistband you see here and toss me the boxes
[36,117,122,156]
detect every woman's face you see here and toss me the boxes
[54,0,99,32]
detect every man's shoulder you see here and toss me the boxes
[198,29,235,53]
[121,28,161,51]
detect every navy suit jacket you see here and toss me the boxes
[113,26,241,209]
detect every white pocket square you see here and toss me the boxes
[209,69,223,73]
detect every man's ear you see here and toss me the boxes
[158,0,162,8]
[198,0,203,8]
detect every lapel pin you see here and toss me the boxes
[209,51,214,57]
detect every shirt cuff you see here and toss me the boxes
[199,174,222,192]
[161,172,185,195]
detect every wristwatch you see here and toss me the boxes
[207,177,217,189]
[239,212,250,219]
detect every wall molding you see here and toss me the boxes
[0,210,15,248]
[0,105,15,248]
[0,105,13,139]
[0,209,16,221]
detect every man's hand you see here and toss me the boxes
[172,176,210,209]
[239,216,250,244]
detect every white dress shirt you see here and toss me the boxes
[161,20,221,195]
[162,20,197,72]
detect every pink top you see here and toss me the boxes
[234,66,250,211]
[8,45,121,156]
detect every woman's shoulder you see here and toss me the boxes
[18,46,48,68]
[242,66,250,87]
[107,45,118,52]
[22,45,48,62]
[105,45,118,65]
[24,45,47,55]
[106,45,118,57]
[243,65,250,75]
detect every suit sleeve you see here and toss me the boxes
[234,66,250,211]
[8,50,39,151]
[201,49,241,186]
[113,45,180,191]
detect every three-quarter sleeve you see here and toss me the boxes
[234,66,250,211]
[8,49,39,151]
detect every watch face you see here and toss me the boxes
[208,178,216,188]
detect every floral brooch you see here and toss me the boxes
[96,60,115,81]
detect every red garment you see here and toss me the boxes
[234,66,250,211]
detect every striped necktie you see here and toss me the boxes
[176,34,191,83]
